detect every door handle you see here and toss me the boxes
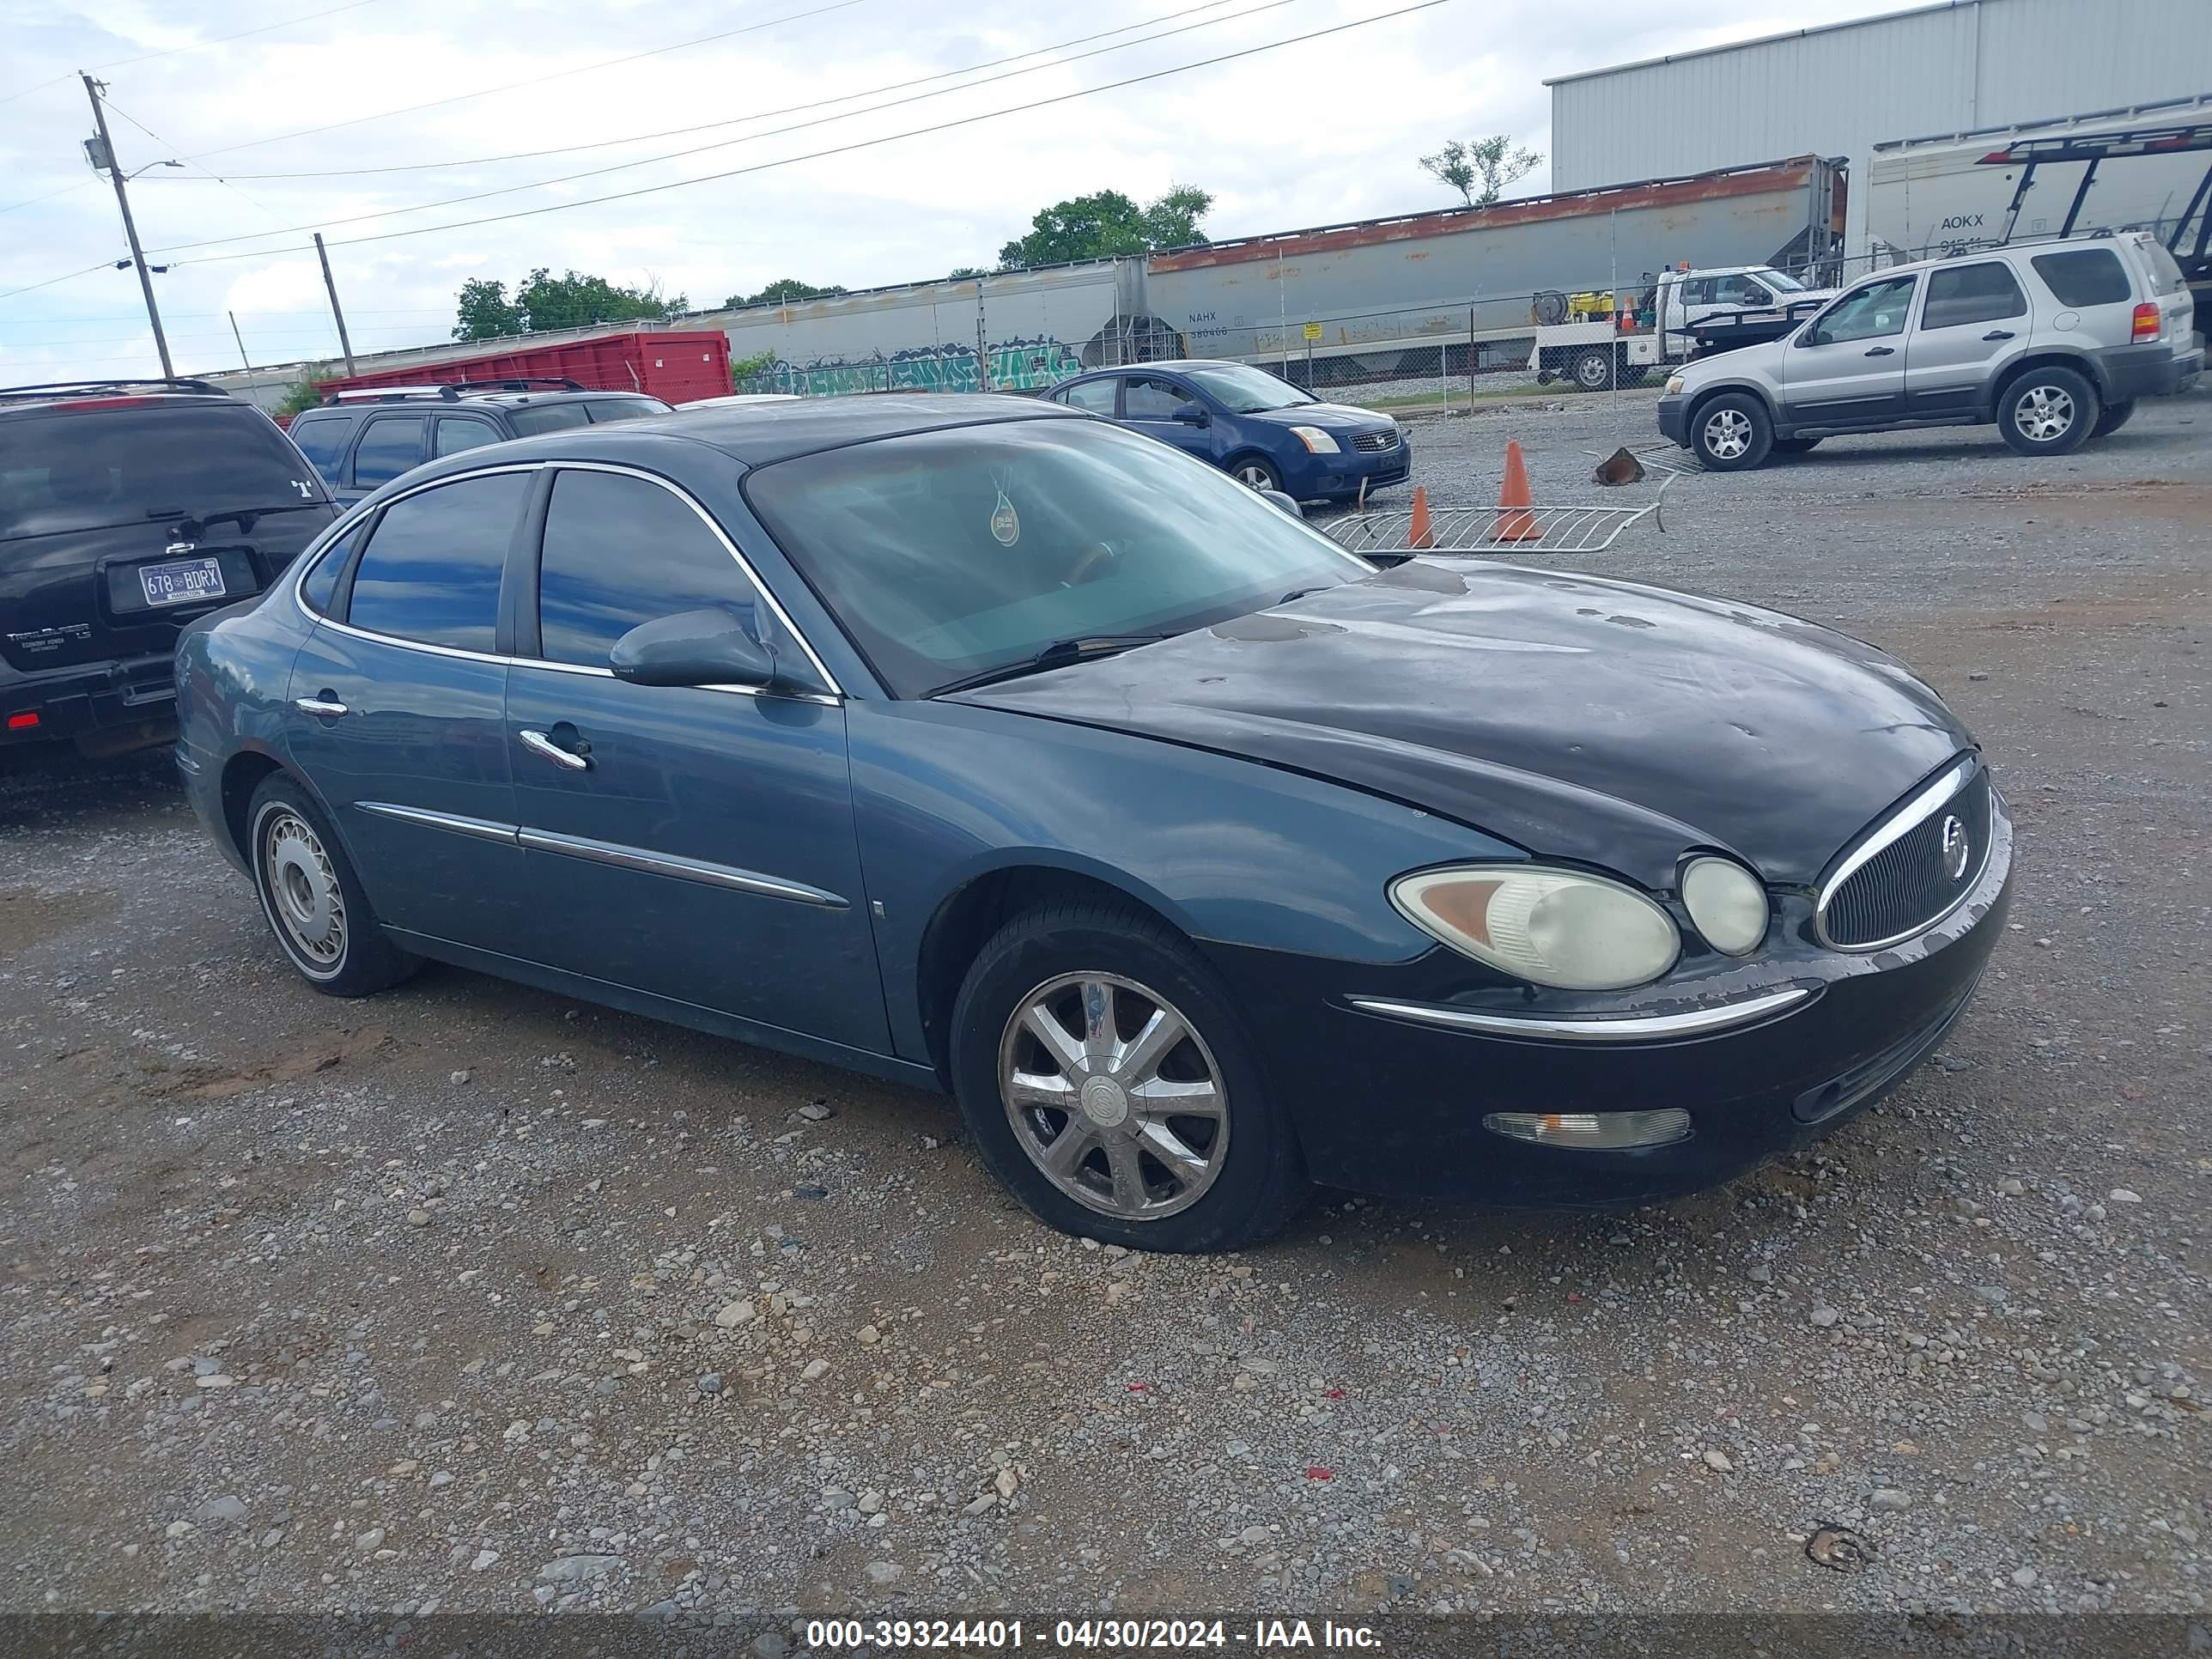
[1863,346,1896,356]
[294,693,348,718]
[1982,330,2015,341]
[519,728,590,771]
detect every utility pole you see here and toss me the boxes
[313,233,357,375]
[82,73,173,379]
[228,311,252,372]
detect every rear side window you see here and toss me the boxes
[289,413,354,485]
[298,529,353,615]
[1058,379,1117,416]
[1919,262,2028,330]
[2029,247,2130,307]
[350,416,430,489]
[534,469,760,667]
[0,401,326,543]
[2137,239,2188,296]
[505,403,592,437]
[344,472,529,651]
[434,416,502,457]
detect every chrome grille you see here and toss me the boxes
[1351,429,1399,453]
[1818,763,1992,951]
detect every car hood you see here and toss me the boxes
[1240,402,1391,431]
[951,561,1971,889]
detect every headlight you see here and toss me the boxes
[1664,373,1686,395]
[1680,856,1768,955]
[1288,426,1340,453]
[1390,865,1680,991]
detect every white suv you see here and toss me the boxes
[1656,232,2203,470]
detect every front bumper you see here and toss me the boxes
[1212,793,2013,1207]
[2094,341,2203,402]
[1283,434,1412,501]
[1655,393,1691,446]
[2,651,179,745]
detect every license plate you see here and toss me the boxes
[138,556,226,608]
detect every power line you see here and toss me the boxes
[98,92,289,228]
[186,0,884,162]
[0,261,122,304]
[207,0,1249,179]
[149,0,1305,255]
[0,0,381,107]
[0,180,97,218]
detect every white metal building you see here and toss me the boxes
[1546,0,2212,258]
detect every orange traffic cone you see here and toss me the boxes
[1407,484,1434,550]
[1491,440,1543,542]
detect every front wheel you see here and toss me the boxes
[948,903,1310,1252]
[1997,365,2098,457]
[2090,398,2136,439]
[1229,456,1282,493]
[1572,348,1615,392]
[1691,392,1773,471]
[248,775,420,997]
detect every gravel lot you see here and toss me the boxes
[3,390,2207,1631]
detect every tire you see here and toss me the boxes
[1996,365,2099,457]
[1571,349,1614,392]
[1771,435,1823,454]
[2090,398,2136,439]
[247,774,420,997]
[1690,392,1773,471]
[947,902,1310,1253]
[1228,455,1281,493]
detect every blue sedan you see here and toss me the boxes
[1044,359,1409,502]
[176,396,2008,1253]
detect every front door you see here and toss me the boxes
[1781,273,1918,426]
[502,466,888,1054]
[285,468,536,945]
[1121,374,1212,460]
[1904,259,2032,416]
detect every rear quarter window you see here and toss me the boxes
[0,401,327,543]
[288,413,355,485]
[2029,247,2131,307]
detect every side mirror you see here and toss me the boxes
[610,606,780,689]
[1259,489,1304,519]
[1172,404,1209,426]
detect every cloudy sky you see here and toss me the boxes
[1,0,1911,383]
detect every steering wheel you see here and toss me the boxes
[1065,541,1117,586]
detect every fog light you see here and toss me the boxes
[1483,1109,1692,1149]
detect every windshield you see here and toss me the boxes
[1177,362,1316,413]
[745,418,1369,697]
[584,395,673,421]
[1756,268,1808,292]
[0,400,327,542]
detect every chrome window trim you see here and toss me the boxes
[356,801,519,845]
[288,459,842,707]
[1348,986,1811,1042]
[1814,756,1980,952]
[515,826,848,908]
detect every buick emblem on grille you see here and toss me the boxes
[1940,814,1970,880]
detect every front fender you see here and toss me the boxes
[845,698,1521,1064]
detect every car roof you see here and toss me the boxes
[0,380,240,420]
[612,392,1085,465]
[1853,234,2134,284]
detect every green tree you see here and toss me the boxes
[276,367,337,416]
[514,268,684,333]
[453,277,521,342]
[946,266,988,281]
[996,184,1212,269]
[1419,135,1541,208]
[725,278,848,308]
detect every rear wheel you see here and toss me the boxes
[248,775,419,997]
[1997,365,2098,457]
[1230,456,1281,493]
[949,902,1309,1252]
[1691,392,1773,471]
[2090,398,2136,439]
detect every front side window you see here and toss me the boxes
[2030,247,2130,307]
[1919,261,2028,331]
[746,419,1367,698]
[343,471,530,651]
[350,416,429,489]
[535,470,761,667]
[289,413,353,484]
[1176,362,1314,412]
[1808,276,1917,345]
[505,402,593,437]
[1712,275,1770,307]
[1058,378,1117,416]
[1123,377,1195,421]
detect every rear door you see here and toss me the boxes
[0,398,336,686]
[1905,259,2032,416]
[1780,273,1918,425]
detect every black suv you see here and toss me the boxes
[3,380,336,755]
[286,380,674,506]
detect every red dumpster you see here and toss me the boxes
[316,329,729,404]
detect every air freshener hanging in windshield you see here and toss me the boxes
[989,478,1021,546]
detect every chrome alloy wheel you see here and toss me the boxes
[998,973,1230,1221]
[1232,462,1275,489]
[2012,383,2076,443]
[1701,406,1753,460]
[261,809,346,975]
